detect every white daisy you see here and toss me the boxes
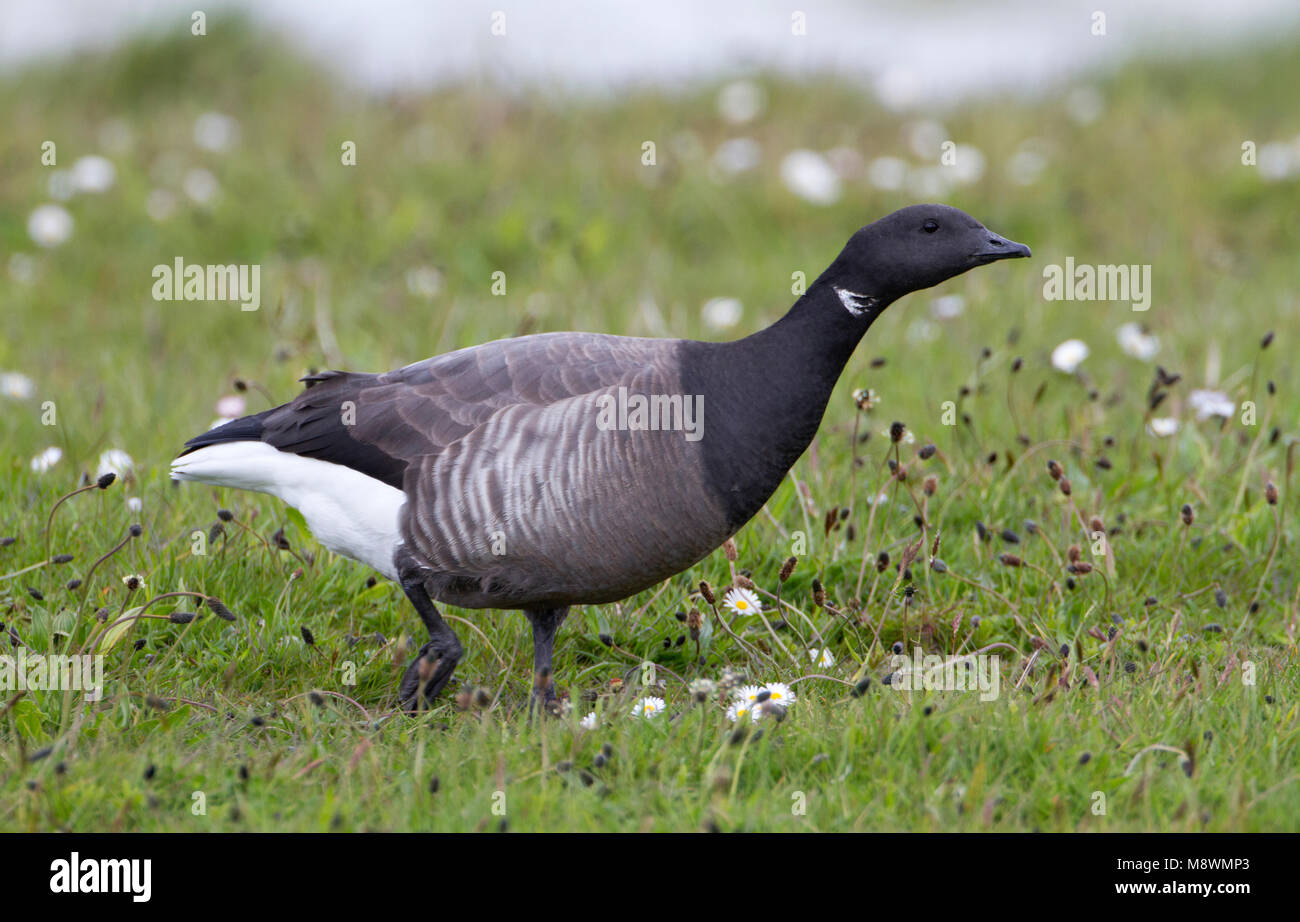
[1,371,36,400]
[30,446,63,473]
[930,294,966,320]
[779,150,841,206]
[579,711,598,730]
[27,204,74,248]
[716,79,765,125]
[726,700,760,723]
[630,696,666,720]
[763,682,796,707]
[97,449,134,479]
[1051,339,1089,374]
[735,684,763,704]
[72,155,116,194]
[182,168,220,205]
[1147,417,1179,438]
[722,587,762,616]
[702,297,743,331]
[1188,389,1235,421]
[712,138,761,176]
[194,112,240,152]
[1116,322,1159,360]
[809,648,835,668]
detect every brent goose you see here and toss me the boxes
[172,203,1030,711]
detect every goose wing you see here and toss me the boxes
[185,331,680,490]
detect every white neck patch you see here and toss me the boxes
[834,287,878,318]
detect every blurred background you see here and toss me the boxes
[1,0,1298,490]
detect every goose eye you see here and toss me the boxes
[922,220,939,233]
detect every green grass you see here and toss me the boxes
[1,17,1298,831]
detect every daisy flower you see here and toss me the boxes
[702,297,743,331]
[735,684,763,705]
[72,155,116,194]
[780,150,842,206]
[1188,389,1234,421]
[1,372,36,400]
[1116,322,1159,360]
[97,449,134,479]
[194,112,240,152]
[1146,417,1179,438]
[27,204,74,248]
[579,711,599,730]
[809,648,835,669]
[1051,339,1089,374]
[716,79,764,124]
[29,446,63,473]
[630,696,666,720]
[722,586,762,616]
[762,682,796,707]
[726,700,760,723]
[182,168,220,205]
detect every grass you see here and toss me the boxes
[1,17,1298,831]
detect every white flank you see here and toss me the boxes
[170,441,405,580]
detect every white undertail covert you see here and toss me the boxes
[170,441,406,580]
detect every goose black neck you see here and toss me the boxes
[682,279,892,530]
[745,278,881,375]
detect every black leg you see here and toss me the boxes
[524,607,569,714]
[394,550,463,713]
